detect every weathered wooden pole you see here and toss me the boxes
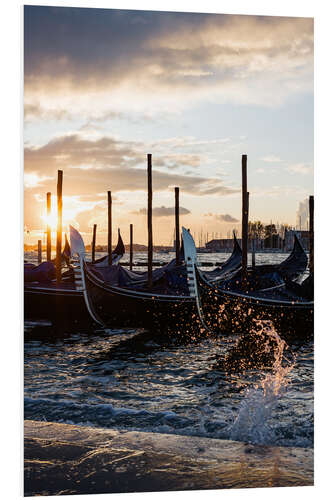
[107,190,112,265]
[56,170,63,284]
[129,223,133,271]
[270,219,273,249]
[37,239,42,264]
[147,154,153,288]
[241,155,248,289]
[175,187,180,265]
[46,192,51,261]
[92,224,97,263]
[309,195,314,275]
[249,194,256,268]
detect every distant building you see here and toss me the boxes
[205,238,238,252]
[206,235,286,252]
[285,230,309,251]
[205,232,308,252]
[263,234,284,250]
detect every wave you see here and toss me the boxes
[24,395,312,448]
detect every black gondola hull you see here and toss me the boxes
[24,284,92,326]
[197,272,313,341]
[84,265,197,331]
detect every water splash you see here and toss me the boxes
[229,320,295,444]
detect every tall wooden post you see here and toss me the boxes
[241,155,248,289]
[130,223,133,271]
[248,193,255,268]
[92,224,97,263]
[147,154,153,288]
[56,170,63,284]
[46,192,51,261]
[270,219,273,249]
[37,239,42,264]
[175,187,180,265]
[107,191,112,265]
[309,195,314,275]
[251,238,256,268]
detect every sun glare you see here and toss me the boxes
[39,195,101,235]
[41,196,83,232]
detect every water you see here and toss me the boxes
[24,252,313,449]
[24,249,293,269]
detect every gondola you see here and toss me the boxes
[24,228,240,327]
[24,222,309,328]
[182,228,313,340]
[24,234,72,282]
[71,226,309,331]
[70,227,245,329]
[24,231,125,325]
[202,231,307,288]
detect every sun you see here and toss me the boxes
[40,196,81,232]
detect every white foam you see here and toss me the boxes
[228,321,296,445]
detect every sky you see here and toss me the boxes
[24,5,313,246]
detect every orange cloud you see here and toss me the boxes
[24,133,239,198]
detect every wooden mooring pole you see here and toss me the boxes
[147,154,153,288]
[241,155,248,289]
[92,224,97,263]
[37,239,42,264]
[251,239,256,268]
[56,170,63,284]
[250,194,256,268]
[309,195,314,275]
[108,191,112,265]
[175,187,180,265]
[130,223,133,271]
[46,192,51,261]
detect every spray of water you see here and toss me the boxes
[229,320,295,444]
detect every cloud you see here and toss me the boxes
[260,155,282,163]
[24,102,159,125]
[251,185,309,198]
[205,213,239,223]
[24,103,73,122]
[216,214,239,223]
[134,206,191,217]
[287,163,313,175]
[24,7,313,115]
[24,133,239,197]
[24,172,54,188]
[150,137,231,149]
[153,153,202,169]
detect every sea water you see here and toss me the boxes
[24,252,313,449]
